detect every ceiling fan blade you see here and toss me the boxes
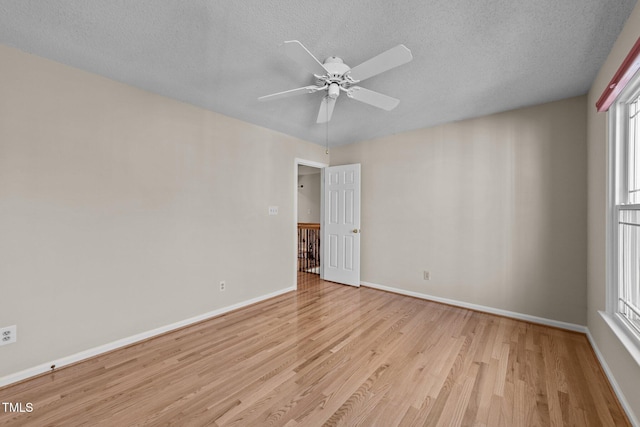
[347,86,400,110]
[348,45,413,82]
[317,96,337,123]
[258,85,322,102]
[281,40,328,76]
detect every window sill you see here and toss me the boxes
[599,311,640,368]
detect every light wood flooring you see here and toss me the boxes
[0,273,630,426]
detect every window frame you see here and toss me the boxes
[605,68,640,366]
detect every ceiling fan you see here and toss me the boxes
[258,40,413,123]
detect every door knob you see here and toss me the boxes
[353,229,359,233]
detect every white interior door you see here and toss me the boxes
[322,164,361,287]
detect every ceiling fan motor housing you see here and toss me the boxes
[320,57,353,99]
[323,57,352,78]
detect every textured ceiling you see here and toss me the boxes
[0,1,636,146]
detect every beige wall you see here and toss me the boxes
[587,2,640,421]
[0,44,327,377]
[331,96,587,325]
[297,172,321,223]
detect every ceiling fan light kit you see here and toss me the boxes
[259,40,413,123]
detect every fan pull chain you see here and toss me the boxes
[325,97,329,155]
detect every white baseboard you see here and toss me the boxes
[0,286,295,388]
[586,329,640,427]
[360,281,587,333]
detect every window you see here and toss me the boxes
[608,68,640,358]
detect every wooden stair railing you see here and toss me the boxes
[297,223,320,273]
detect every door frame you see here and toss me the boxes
[294,158,328,289]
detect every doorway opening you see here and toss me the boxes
[295,160,326,288]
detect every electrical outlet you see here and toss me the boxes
[423,271,430,280]
[219,281,226,292]
[268,206,278,215]
[0,325,17,346]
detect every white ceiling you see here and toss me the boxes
[0,1,636,146]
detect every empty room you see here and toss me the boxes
[1,1,640,425]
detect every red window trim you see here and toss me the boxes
[596,36,640,112]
